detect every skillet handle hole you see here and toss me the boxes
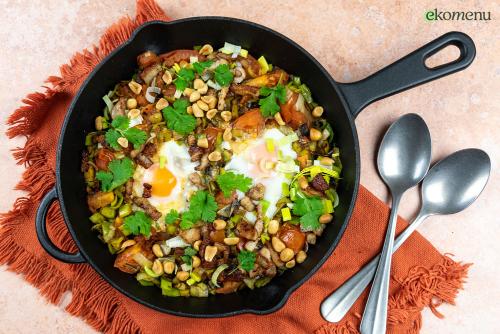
[424,44,461,69]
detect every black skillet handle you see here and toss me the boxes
[35,187,85,263]
[338,31,475,118]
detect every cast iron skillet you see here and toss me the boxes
[35,17,475,317]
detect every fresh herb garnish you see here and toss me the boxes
[292,196,323,231]
[165,209,179,225]
[238,250,256,271]
[214,64,234,86]
[181,247,197,265]
[95,157,134,192]
[174,67,195,92]
[259,84,286,117]
[193,60,214,75]
[162,99,196,135]
[189,190,218,222]
[123,211,152,236]
[179,190,218,230]
[180,211,197,230]
[105,115,147,150]
[216,171,253,197]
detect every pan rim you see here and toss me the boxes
[55,16,360,317]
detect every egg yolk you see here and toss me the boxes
[249,142,278,178]
[151,167,177,197]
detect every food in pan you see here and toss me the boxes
[81,42,342,297]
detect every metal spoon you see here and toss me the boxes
[360,114,431,334]
[321,148,491,323]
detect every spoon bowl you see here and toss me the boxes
[421,148,491,216]
[377,114,432,195]
[321,148,490,323]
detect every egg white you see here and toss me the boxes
[224,128,298,218]
[132,140,197,217]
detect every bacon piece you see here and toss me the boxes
[159,49,206,67]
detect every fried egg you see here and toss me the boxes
[224,128,298,218]
[133,140,197,216]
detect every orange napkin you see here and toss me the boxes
[0,1,470,333]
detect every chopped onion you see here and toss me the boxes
[220,42,242,58]
[129,115,143,128]
[207,80,222,90]
[181,263,191,272]
[189,56,199,64]
[201,72,211,81]
[332,190,340,208]
[145,86,161,103]
[231,45,241,58]
[174,89,182,99]
[235,190,245,200]
[211,264,228,287]
[102,94,114,111]
[276,160,300,173]
[132,253,152,268]
[160,244,171,256]
[243,278,256,289]
[244,211,257,224]
[278,133,299,146]
[219,42,237,54]
[164,236,190,249]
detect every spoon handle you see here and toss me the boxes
[320,212,428,323]
[360,195,401,334]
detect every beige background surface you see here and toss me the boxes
[0,1,498,333]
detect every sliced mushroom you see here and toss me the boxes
[140,63,162,86]
[111,97,126,119]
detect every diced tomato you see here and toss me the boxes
[232,109,265,134]
[95,148,114,171]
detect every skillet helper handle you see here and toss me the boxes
[35,187,85,263]
[339,31,476,118]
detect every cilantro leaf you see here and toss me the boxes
[181,247,197,265]
[174,68,195,92]
[111,115,130,130]
[214,64,233,86]
[105,115,146,150]
[293,196,323,231]
[95,170,113,191]
[299,212,321,231]
[259,84,287,117]
[189,190,218,222]
[105,129,122,150]
[293,196,324,216]
[123,211,151,236]
[184,247,197,256]
[95,157,134,192]
[180,210,196,230]
[238,250,256,271]
[178,190,217,230]
[165,209,179,225]
[216,171,253,197]
[123,127,147,149]
[193,60,213,75]
[162,99,196,135]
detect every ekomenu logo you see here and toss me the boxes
[425,8,491,21]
